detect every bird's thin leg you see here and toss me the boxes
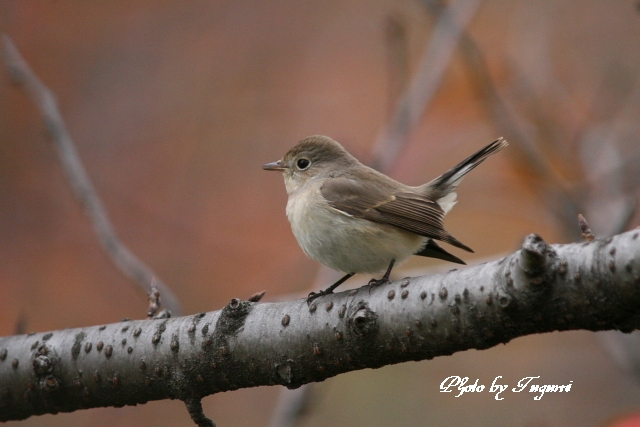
[307,272,355,305]
[368,259,395,287]
[382,258,395,281]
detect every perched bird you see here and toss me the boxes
[263,135,508,303]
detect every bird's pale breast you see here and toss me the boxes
[286,179,426,274]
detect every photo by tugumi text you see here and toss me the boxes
[440,375,574,400]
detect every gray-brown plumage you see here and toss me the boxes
[264,135,507,301]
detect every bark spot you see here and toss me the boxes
[281,315,290,327]
[171,335,180,353]
[33,355,52,375]
[276,361,294,384]
[72,332,86,360]
[347,301,378,337]
[338,304,347,318]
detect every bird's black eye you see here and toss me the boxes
[296,158,311,170]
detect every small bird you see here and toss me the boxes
[263,135,508,303]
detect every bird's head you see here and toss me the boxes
[263,135,357,194]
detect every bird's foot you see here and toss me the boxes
[367,277,391,288]
[307,289,333,305]
[368,259,395,288]
[306,272,355,305]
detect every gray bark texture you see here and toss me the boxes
[1,230,639,423]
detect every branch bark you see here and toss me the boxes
[1,230,639,423]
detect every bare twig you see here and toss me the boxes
[247,290,266,303]
[384,15,410,121]
[578,214,595,242]
[1,35,182,315]
[147,278,161,319]
[184,398,216,427]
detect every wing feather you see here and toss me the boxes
[321,178,473,252]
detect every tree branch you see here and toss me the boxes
[1,230,639,422]
[369,0,482,172]
[419,2,588,238]
[0,35,183,316]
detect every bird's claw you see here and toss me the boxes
[306,289,332,305]
[368,277,390,288]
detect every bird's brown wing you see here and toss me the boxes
[321,178,473,252]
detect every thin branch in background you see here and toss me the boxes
[460,40,577,206]
[427,1,640,391]
[384,15,410,121]
[425,1,640,243]
[614,199,638,235]
[580,137,639,236]
[268,384,315,427]
[611,196,638,234]
[583,64,639,139]
[421,1,585,239]
[269,2,483,426]
[578,69,640,200]
[503,56,586,182]
[0,35,183,316]
[13,312,27,335]
[497,7,589,164]
[500,7,640,213]
[483,4,640,391]
[370,0,483,172]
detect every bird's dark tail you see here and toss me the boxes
[422,137,508,199]
[414,239,467,264]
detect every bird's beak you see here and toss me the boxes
[263,160,287,171]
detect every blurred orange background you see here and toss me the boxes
[1,1,640,426]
